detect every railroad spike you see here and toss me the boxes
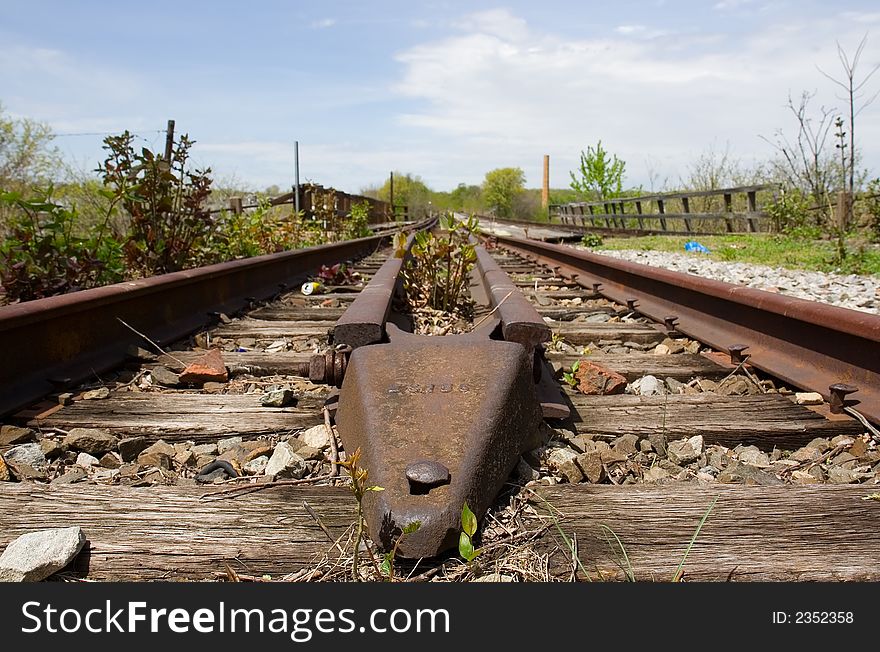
[828,383,860,413]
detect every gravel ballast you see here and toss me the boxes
[588,248,879,314]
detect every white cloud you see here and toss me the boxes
[391,8,880,189]
[310,18,336,29]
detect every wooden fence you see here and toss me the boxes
[551,185,778,235]
[208,183,404,224]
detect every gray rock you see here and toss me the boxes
[576,451,605,483]
[299,424,331,450]
[191,443,219,457]
[217,437,242,454]
[150,366,180,387]
[668,436,703,465]
[648,432,668,457]
[717,461,783,486]
[75,452,100,468]
[82,387,110,400]
[660,338,685,354]
[514,458,540,483]
[118,436,149,462]
[63,428,119,456]
[666,377,685,394]
[0,526,86,582]
[243,456,269,475]
[738,446,771,468]
[137,441,175,469]
[643,466,671,483]
[260,388,297,408]
[39,439,63,459]
[612,434,640,456]
[828,466,858,484]
[50,469,87,485]
[265,442,307,479]
[4,443,47,471]
[0,425,35,446]
[634,375,664,396]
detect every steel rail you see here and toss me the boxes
[0,220,433,416]
[491,235,880,425]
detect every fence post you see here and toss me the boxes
[681,196,692,233]
[229,197,242,215]
[164,119,175,162]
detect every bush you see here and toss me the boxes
[0,189,124,302]
[581,233,603,247]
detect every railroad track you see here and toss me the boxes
[0,219,879,582]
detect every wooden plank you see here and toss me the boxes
[546,352,728,380]
[565,393,863,447]
[537,306,617,320]
[533,484,880,581]
[525,289,600,300]
[213,320,332,339]
[1,483,876,581]
[31,393,324,442]
[553,322,665,345]
[0,484,355,580]
[248,306,347,320]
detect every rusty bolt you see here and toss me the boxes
[291,347,350,387]
[405,460,450,493]
[829,383,859,414]
[728,344,750,364]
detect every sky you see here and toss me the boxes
[1,0,879,193]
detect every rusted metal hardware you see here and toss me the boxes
[292,346,351,388]
[492,235,880,425]
[0,220,434,417]
[473,246,551,352]
[331,243,552,557]
[333,235,413,349]
[829,383,860,414]
[335,323,543,558]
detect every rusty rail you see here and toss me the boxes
[490,235,880,425]
[0,221,433,417]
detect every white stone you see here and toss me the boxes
[795,392,824,405]
[264,442,307,479]
[75,452,100,468]
[217,437,242,454]
[4,443,47,471]
[0,526,86,582]
[299,424,331,450]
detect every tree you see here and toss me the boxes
[372,172,432,218]
[762,91,837,224]
[482,167,525,219]
[0,103,60,191]
[817,33,880,226]
[569,140,626,201]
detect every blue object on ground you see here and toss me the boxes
[684,240,710,253]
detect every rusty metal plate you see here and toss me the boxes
[334,324,543,558]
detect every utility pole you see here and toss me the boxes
[294,141,300,215]
[164,119,175,163]
[542,154,550,220]
[389,171,394,221]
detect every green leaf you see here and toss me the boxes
[402,520,422,535]
[461,502,477,537]
[459,532,475,561]
[380,554,392,577]
[366,485,385,492]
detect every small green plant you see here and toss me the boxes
[402,213,478,315]
[97,130,213,276]
[549,331,566,351]
[380,520,422,581]
[562,359,580,387]
[581,233,603,247]
[0,189,124,301]
[344,201,372,240]
[458,502,482,562]
[672,496,718,582]
[338,447,384,581]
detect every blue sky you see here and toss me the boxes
[2,1,879,193]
